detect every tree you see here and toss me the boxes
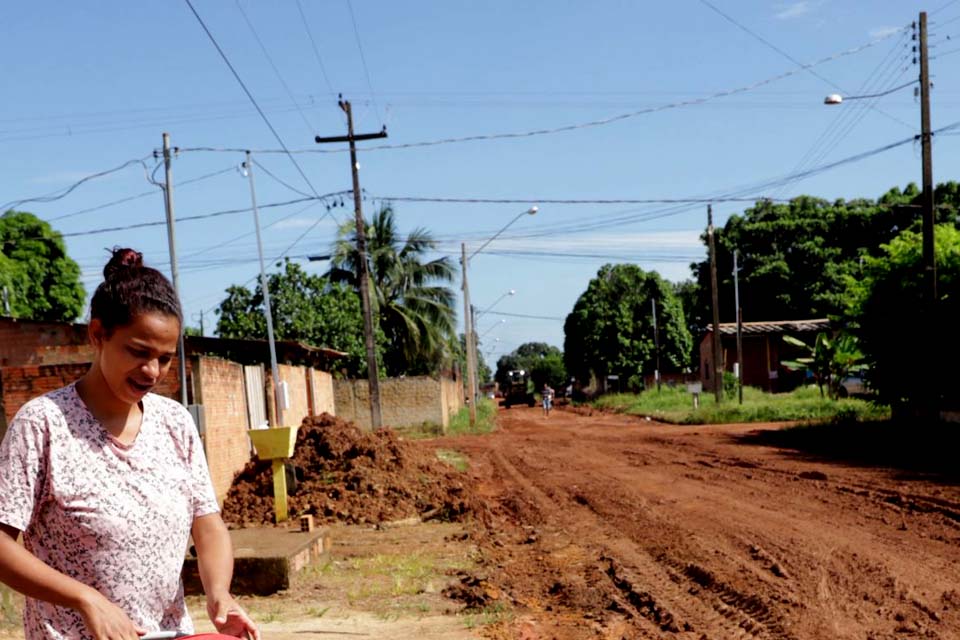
[0,211,84,321]
[564,264,690,391]
[781,332,863,399]
[846,224,960,413]
[495,342,565,392]
[216,260,383,377]
[686,183,960,325]
[328,205,457,376]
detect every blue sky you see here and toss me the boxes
[2,1,958,366]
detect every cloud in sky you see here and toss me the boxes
[30,170,102,185]
[869,26,901,39]
[775,2,811,20]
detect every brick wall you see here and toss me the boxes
[193,356,249,502]
[334,376,461,430]
[0,359,185,441]
[0,318,91,367]
[278,364,310,427]
[308,369,335,416]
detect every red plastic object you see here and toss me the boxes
[179,635,238,640]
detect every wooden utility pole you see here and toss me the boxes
[461,244,477,426]
[733,249,744,405]
[707,204,723,402]
[918,11,938,419]
[315,97,387,429]
[161,133,188,406]
[651,297,661,392]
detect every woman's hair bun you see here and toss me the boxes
[103,247,144,280]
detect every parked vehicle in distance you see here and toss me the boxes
[837,375,867,398]
[502,369,536,408]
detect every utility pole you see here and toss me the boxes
[707,204,723,403]
[315,97,387,429]
[733,249,744,405]
[919,11,938,419]
[244,151,285,427]
[471,303,481,403]
[651,297,661,392]
[461,244,477,426]
[161,133,189,407]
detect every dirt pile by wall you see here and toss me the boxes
[221,413,474,526]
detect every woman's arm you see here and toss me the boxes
[0,523,144,640]
[191,513,259,640]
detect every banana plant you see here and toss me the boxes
[781,332,864,398]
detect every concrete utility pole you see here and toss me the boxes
[315,97,387,429]
[707,204,723,403]
[461,244,477,426]
[161,133,189,406]
[651,297,661,392]
[733,249,744,405]
[244,151,284,427]
[918,11,938,419]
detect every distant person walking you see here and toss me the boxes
[542,384,555,418]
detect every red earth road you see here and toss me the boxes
[442,406,960,639]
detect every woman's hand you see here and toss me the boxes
[77,589,145,640]
[207,593,260,640]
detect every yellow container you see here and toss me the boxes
[248,426,299,460]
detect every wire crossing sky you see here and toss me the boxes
[1,1,957,363]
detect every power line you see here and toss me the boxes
[344,0,382,126]
[176,32,901,156]
[183,0,322,198]
[377,196,790,205]
[1,156,154,211]
[47,165,235,223]
[294,0,338,99]
[484,310,565,321]
[698,0,912,130]
[234,0,317,134]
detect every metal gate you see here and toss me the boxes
[243,365,268,429]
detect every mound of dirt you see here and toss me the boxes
[221,413,474,526]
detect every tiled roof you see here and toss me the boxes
[708,319,830,336]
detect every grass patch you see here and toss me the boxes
[435,448,469,472]
[393,421,444,440]
[594,385,888,424]
[461,602,514,629]
[447,397,497,435]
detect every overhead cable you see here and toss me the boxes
[176,31,904,155]
[183,0,323,198]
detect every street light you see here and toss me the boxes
[822,79,916,105]
[476,289,516,320]
[824,12,936,418]
[461,205,539,425]
[469,206,538,260]
[478,318,506,341]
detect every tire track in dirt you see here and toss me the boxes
[448,407,960,638]
[487,446,796,639]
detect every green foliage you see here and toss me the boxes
[454,333,492,384]
[563,264,691,387]
[594,385,887,425]
[687,184,960,324]
[216,260,383,377]
[448,397,497,435]
[781,332,863,399]
[846,224,960,411]
[328,205,457,376]
[0,210,84,321]
[495,342,565,391]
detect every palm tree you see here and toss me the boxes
[327,205,457,375]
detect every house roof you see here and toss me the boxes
[184,335,347,368]
[707,319,830,336]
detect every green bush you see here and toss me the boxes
[448,398,497,435]
[593,385,887,425]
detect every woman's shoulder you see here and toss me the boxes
[144,393,196,431]
[13,385,77,424]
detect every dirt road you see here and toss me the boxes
[445,406,960,639]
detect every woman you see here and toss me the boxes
[0,249,258,640]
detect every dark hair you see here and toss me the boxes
[89,248,183,333]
